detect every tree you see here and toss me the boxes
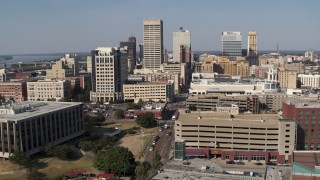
[115,109,124,119]
[43,144,55,157]
[96,114,105,126]
[53,145,74,160]
[137,99,144,107]
[188,105,197,111]
[98,136,118,150]
[135,163,148,180]
[151,151,162,170]
[135,112,157,128]
[94,146,136,176]
[78,141,97,151]
[9,151,31,168]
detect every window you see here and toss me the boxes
[286,130,290,132]
[286,124,290,127]
[225,154,230,160]
[285,151,289,153]
[299,111,303,115]
[234,155,248,161]
[251,155,265,161]
[270,156,277,160]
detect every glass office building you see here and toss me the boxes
[222,32,242,60]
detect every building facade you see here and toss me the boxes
[0,102,84,158]
[282,101,320,150]
[143,19,163,70]
[173,27,191,62]
[0,82,27,102]
[222,32,242,60]
[123,82,174,103]
[247,31,258,66]
[175,110,296,163]
[90,47,127,103]
[278,68,297,89]
[120,36,136,73]
[298,74,320,88]
[27,79,70,101]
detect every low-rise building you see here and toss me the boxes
[298,74,320,88]
[175,110,296,163]
[123,82,174,103]
[291,151,320,180]
[27,79,70,101]
[0,101,84,158]
[124,103,168,120]
[0,81,27,102]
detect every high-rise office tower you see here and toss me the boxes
[90,47,128,103]
[143,19,163,70]
[139,43,144,63]
[222,32,242,60]
[120,36,136,73]
[247,31,258,65]
[173,27,191,62]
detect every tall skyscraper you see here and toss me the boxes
[173,27,191,62]
[143,19,163,70]
[247,31,258,65]
[90,47,128,103]
[120,36,136,73]
[222,32,242,60]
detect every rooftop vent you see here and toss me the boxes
[198,116,202,120]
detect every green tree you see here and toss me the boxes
[188,105,197,111]
[43,144,55,157]
[78,141,96,151]
[53,145,74,160]
[135,112,157,128]
[135,164,148,180]
[137,99,144,107]
[115,109,124,119]
[94,146,136,176]
[9,151,31,168]
[151,151,162,170]
[96,114,105,126]
[98,136,118,150]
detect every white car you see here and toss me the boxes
[149,147,154,151]
[159,128,163,132]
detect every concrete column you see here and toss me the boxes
[35,118,39,148]
[50,114,53,142]
[24,121,29,152]
[40,117,44,146]
[1,123,4,155]
[7,123,11,154]
[30,119,34,149]
[13,123,17,151]
[59,112,63,138]
[19,123,23,151]
[45,115,49,144]
[54,113,58,141]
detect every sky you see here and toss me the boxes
[0,0,319,55]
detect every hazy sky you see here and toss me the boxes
[0,0,319,55]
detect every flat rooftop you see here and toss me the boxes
[177,109,285,125]
[0,101,82,122]
[284,101,320,108]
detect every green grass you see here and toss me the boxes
[138,135,152,159]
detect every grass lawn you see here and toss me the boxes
[0,156,97,179]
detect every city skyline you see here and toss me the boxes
[0,0,319,54]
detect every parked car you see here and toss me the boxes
[166,131,171,136]
[226,160,235,164]
[149,147,154,151]
[255,162,263,166]
[159,128,163,132]
[266,162,277,166]
[236,162,245,165]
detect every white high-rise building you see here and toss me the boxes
[222,32,242,60]
[143,19,163,70]
[173,27,191,61]
[298,74,320,88]
[90,47,127,103]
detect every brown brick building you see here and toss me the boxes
[282,101,320,150]
[0,82,27,102]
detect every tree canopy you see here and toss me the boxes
[94,146,136,176]
[135,112,157,128]
[188,104,197,111]
[9,151,31,168]
[115,109,124,119]
[78,141,97,152]
[53,145,74,160]
[151,151,162,170]
[135,163,148,180]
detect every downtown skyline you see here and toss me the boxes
[0,0,319,54]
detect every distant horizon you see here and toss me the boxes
[1,50,318,57]
[0,0,319,55]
